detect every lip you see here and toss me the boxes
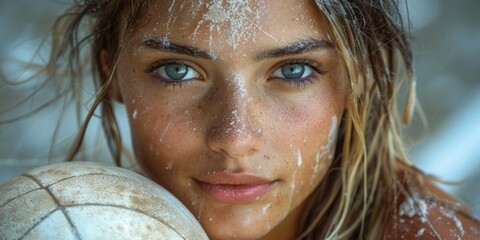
[195,173,275,204]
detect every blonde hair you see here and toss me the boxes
[299,1,415,239]
[25,0,424,239]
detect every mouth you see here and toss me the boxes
[194,173,276,204]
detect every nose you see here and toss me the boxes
[206,81,263,159]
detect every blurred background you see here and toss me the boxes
[0,0,479,217]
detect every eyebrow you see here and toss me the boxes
[140,37,216,60]
[254,37,335,61]
[139,36,334,61]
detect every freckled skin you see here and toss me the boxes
[382,168,480,239]
[109,0,348,239]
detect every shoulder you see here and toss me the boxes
[382,164,480,239]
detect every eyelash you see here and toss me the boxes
[144,59,327,89]
[145,60,201,88]
[269,60,327,89]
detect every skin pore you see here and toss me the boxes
[106,0,348,239]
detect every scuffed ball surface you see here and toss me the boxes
[0,162,208,240]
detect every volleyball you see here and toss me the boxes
[0,162,208,240]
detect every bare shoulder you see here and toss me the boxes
[383,165,480,239]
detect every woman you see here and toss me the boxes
[24,0,480,239]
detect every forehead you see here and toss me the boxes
[133,0,330,53]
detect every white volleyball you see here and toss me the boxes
[0,162,208,240]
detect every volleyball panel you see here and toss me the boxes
[0,188,57,240]
[26,161,143,187]
[47,169,205,238]
[66,205,183,240]
[0,175,40,206]
[22,210,75,240]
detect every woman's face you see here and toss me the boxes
[113,0,348,239]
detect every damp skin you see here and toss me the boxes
[109,0,348,239]
[385,190,474,239]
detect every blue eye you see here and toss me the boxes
[272,63,313,79]
[154,63,200,81]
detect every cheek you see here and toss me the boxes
[126,97,199,180]
[270,87,342,200]
[297,114,339,192]
[284,118,338,212]
[270,87,339,149]
[117,67,200,171]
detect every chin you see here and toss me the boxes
[200,214,273,240]
[205,229,268,240]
